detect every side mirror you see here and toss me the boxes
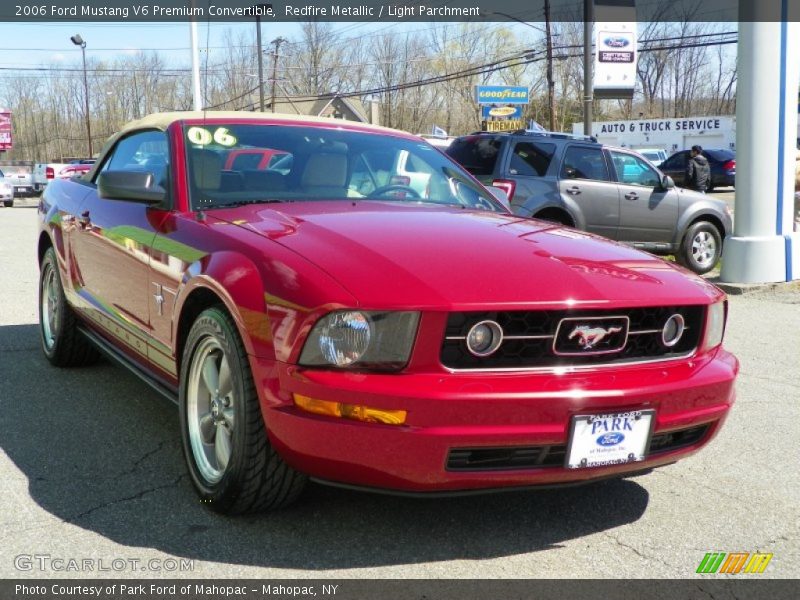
[487,185,511,210]
[661,175,675,190]
[98,170,166,205]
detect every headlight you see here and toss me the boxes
[299,310,420,370]
[701,300,727,352]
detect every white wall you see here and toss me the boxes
[573,116,736,153]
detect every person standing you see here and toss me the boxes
[686,145,711,192]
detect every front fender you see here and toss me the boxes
[172,251,271,359]
[172,245,359,364]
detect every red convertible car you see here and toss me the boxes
[37,112,738,514]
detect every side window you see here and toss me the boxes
[98,130,170,192]
[610,151,662,188]
[508,141,556,177]
[560,146,610,181]
[665,152,687,169]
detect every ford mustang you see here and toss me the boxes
[37,112,738,514]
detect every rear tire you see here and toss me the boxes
[39,247,100,367]
[179,307,307,514]
[678,221,722,275]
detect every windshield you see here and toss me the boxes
[183,123,503,213]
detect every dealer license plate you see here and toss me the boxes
[566,410,654,469]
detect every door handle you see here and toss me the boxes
[566,186,581,195]
[624,192,638,200]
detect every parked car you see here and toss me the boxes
[636,148,668,167]
[659,148,736,191]
[38,111,737,514]
[1,167,35,197]
[0,169,14,207]
[33,162,69,193]
[446,131,732,274]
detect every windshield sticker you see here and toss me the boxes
[186,126,238,147]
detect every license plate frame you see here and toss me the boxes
[565,409,655,469]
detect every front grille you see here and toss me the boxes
[441,306,704,370]
[445,424,711,472]
[447,445,566,471]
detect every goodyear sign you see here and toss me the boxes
[481,105,523,119]
[475,86,529,105]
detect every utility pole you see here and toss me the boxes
[255,5,266,112]
[270,37,286,113]
[583,0,594,137]
[544,0,556,131]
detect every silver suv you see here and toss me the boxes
[446,131,732,274]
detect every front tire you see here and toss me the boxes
[179,307,306,514]
[39,247,100,367]
[3,200,12,208]
[678,221,722,275]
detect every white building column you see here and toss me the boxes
[720,3,800,283]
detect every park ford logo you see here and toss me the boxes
[597,432,625,446]
[603,37,630,48]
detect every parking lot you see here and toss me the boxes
[0,197,797,579]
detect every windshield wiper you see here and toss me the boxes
[204,199,287,209]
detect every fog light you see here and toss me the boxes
[661,313,685,347]
[293,394,407,425]
[466,320,504,357]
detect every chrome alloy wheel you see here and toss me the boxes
[187,337,235,484]
[691,230,717,270]
[40,262,59,350]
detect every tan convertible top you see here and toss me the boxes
[118,110,402,136]
[90,111,414,173]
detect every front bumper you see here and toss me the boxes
[253,349,738,493]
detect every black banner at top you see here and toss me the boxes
[3,0,800,22]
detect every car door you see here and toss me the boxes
[609,150,679,244]
[660,151,689,187]
[557,144,619,239]
[69,129,169,366]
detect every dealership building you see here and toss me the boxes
[572,116,737,153]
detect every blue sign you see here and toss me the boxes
[481,105,523,119]
[475,85,529,105]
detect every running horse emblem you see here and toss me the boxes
[568,325,623,350]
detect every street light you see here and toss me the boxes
[493,9,556,131]
[70,34,93,157]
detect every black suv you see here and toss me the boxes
[446,131,733,274]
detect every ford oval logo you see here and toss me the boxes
[597,432,625,446]
[604,37,630,48]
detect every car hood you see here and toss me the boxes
[212,201,722,310]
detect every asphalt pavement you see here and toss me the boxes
[0,198,797,579]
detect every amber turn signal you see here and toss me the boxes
[293,394,407,425]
